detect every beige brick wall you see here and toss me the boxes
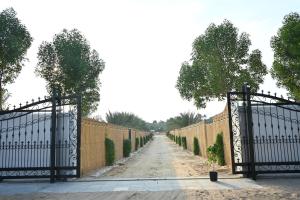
[170,105,232,167]
[80,118,148,176]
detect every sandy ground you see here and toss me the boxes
[1,188,300,200]
[88,134,231,179]
[2,135,300,199]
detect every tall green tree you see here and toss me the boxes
[36,29,105,116]
[271,12,300,100]
[176,20,267,108]
[0,8,32,109]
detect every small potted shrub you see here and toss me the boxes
[207,144,218,181]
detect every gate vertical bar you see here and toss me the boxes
[243,84,256,180]
[227,92,235,174]
[50,91,57,183]
[76,95,82,178]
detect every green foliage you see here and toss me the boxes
[140,137,143,147]
[0,8,32,109]
[193,137,200,155]
[106,111,149,131]
[271,12,300,100]
[143,136,146,145]
[135,137,139,151]
[207,133,225,167]
[105,138,115,166]
[207,145,218,165]
[36,29,105,116]
[178,136,182,146]
[182,137,187,149]
[176,19,267,108]
[123,139,131,157]
[166,112,203,131]
[215,133,225,166]
[147,120,167,132]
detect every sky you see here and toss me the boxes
[1,0,300,122]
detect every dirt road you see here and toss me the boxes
[92,134,231,179]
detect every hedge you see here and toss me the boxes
[105,138,115,166]
[193,137,200,155]
[135,137,139,150]
[178,136,182,146]
[215,133,225,166]
[182,136,187,149]
[123,139,131,157]
[140,136,143,147]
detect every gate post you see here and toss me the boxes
[243,84,256,180]
[76,95,82,178]
[227,92,235,174]
[50,90,57,183]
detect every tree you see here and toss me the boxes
[0,8,32,109]
[165,112,203,131]
[106,111,149,131]
[176,20,267,108]
[271,12,300,100]
[36,29,105,116]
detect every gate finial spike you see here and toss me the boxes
[26,101,28,105]
[13,105,15,109]
[19,103,22,107]
[281,95,283,98]
[38,97,40,101]
[274,92,277,97]
[261,90,264,94]
[268,91,270,95]
[32,99,34,103]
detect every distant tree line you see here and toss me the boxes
[106,111,204,132]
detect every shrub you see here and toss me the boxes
[215,133,225,166]
[207,144,218,171]
[193,137,200,155]
[182,137,187,149]
[140,137,143,147]
[143,136,146,145]
[178,136,182,146]
[123,139,131,157]
[105,138,115,166]
[135,137,139,150]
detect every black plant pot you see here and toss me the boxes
[209,171,218,182]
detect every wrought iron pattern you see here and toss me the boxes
[228,85,300,179]
[0,94,81,182]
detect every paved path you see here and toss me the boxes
[0,178,262,195]
[1,178,300,199]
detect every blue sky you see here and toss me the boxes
[1,0,300,122]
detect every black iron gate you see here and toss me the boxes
[228,84,300,179]
[0,92,81,182]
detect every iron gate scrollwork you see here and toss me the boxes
[0,92,81,182]
[228,84,300,179]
